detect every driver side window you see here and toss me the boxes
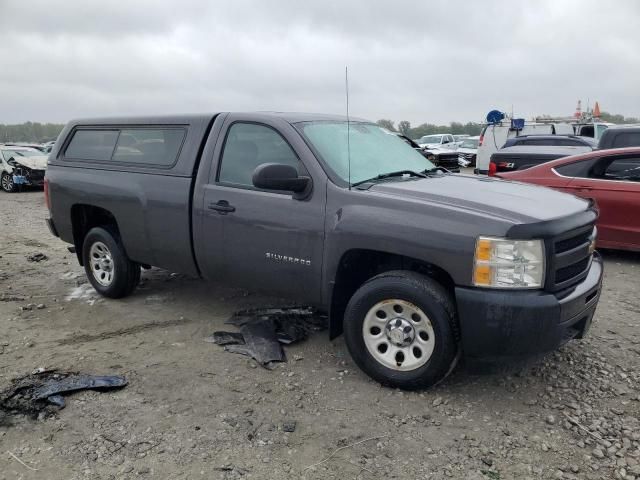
[218,123,300,188]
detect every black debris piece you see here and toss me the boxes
[209,306,327,368]
[204,331,245,346]
[226,320,285,365]
[0,370,128,420]
[282,420,297,433]
[31,374,127,400]
[26,253,48,262]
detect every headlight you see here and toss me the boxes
[473,236,545,289]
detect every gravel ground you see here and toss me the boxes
[0,189,639,480]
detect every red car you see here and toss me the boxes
[496,147,640,252]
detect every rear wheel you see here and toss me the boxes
[343,271,458,390]
[82,227,140,298]
[1,172,16,193]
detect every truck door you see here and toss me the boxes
[198,115,326,303]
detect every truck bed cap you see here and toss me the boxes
[67,112,367,127]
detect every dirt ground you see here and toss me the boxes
[0,190,639,480]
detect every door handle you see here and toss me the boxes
[208,200,236,214]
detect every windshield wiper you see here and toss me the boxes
[352,170,427,187]
[422,167,448,175]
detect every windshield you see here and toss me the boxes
[297,122,435,185]
[595,124,609,140]
[460,138,479,148]
[418,135,443,144]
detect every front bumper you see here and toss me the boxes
[12,170,45,186]
[455,253,603,360]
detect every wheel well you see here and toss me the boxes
[71,204,119,266]
[329,249,456,339]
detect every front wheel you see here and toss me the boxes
[343,271,458,390]
[1,172,16,193]
[82,227,140,298]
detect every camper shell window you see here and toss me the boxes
[65,127,186,167]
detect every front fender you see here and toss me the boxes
[321,201,484,308]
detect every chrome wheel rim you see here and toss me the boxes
[1,174,12,191]
[90,241,114,286]
[362,299,435,371]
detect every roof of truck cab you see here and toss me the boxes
[66,112,370,126]
[66,114,215,126]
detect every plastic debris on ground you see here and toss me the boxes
[206,306,328,368]
[0,370,128,423]
[26,253,48,262]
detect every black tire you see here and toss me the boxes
[1,172,16,193]
[82,227,140,299]
[343,271,459,390]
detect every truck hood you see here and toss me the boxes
[368,174,589,224]
[12,155,48,170]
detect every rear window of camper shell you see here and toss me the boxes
[64,127,186,167]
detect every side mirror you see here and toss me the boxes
[252,163,310,193]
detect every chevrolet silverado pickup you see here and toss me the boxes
[45,113,603,389]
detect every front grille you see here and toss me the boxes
[548,225,595,291]
[437,154,459,168]
[556,256,590,284]
[555,229,592,253]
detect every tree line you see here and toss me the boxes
[377,111,640,140]
[0,111,638,143]
[376,119,483,139]
[0,122,64,143]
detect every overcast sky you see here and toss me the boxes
[1,0,638,126]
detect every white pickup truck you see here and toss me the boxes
[416,133,456,149]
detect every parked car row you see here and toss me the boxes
[484,125,640,252]
[397,134,460,171]
[408,134,481,168]
[474,119,620,174]
[488,126,640,175]
[496,147,640,252]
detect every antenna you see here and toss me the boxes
[345,66,351,190]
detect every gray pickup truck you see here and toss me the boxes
[45,113,603,389]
